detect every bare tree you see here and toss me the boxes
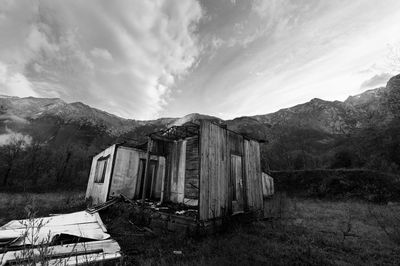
[0,135,26,186]
[24,140,44,186]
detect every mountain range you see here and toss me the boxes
[1,74,399,171]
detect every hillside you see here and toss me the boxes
[1,73,399,141]
[0,74,399,189]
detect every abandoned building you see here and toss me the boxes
[86,120,273,226]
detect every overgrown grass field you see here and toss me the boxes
[1,192,399,265]
[0,191,86,225]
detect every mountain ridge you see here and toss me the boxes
[1,74,397,135]
[0,74,399,186]
[1,73,399,147]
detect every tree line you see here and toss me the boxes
[0,135,98,191]
[262,119,400,174]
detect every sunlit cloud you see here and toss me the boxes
[0,0,203,119]
[1,0,400,120]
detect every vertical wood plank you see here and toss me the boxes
[184,137,199,200]
[154,156,165,199]
[255,141,263,210]
[199,121,209,220]
[141,138,153,205]
[177,140,186,203]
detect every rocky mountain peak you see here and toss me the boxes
[387,73,400,90]
[169,113,222,126]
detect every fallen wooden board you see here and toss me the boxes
[47,252,122,265]
[0,239,121,266]
[86,197,121,214]
[0,211,109,246]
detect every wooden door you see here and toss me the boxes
[230,154,244,213]
[136,159,158,199]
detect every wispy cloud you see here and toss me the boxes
[90,48,113,61]
[163,0,400,118]
[360,73,392,89]
[1,0,400,120]
[0,0,203,119]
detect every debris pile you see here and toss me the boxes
[0,211,121,265]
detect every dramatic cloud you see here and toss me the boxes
[1,0,400,120]
[0,0,203,119]
[0,62,38,97]
[163,0,400,118]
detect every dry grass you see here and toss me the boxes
[1,193,400,265]
[0,191,86,225]
[101,196,400,265]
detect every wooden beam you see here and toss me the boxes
[141,137,153,206]
[149,134,174,143]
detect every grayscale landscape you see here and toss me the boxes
[0,0,400,265]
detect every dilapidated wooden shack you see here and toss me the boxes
[86,120,266,223]
[86,145,165,205]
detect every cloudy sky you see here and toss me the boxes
[1,0,400,120]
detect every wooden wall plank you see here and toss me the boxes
[154,156,165,199]
[199,121,230,220]
[169,141,178,202]
[244,140,253,209]
[184,137,199,199]
[177,140,186,203]
[243,140,263,211]
[169,140,186,203]
[199,121,262,220]
[199,121,209,220]
[254,141,263,209]
[108,147,140,199]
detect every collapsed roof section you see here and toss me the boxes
[148,121,265,143]
[149,122,200,142]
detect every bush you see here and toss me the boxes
[271,169,400,203]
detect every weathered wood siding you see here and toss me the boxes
[230,154,244,213]
[261,172,274,197]
[227,130,245,212]
[169,140,186,203]
[199,121,229,220]
[108,147,141,198]
[153,156,166,199]
[108,147,165,199]
[243,140,263,211]
[110,147,165,200]
[184,136,199,200]
[199,121,263,221]
[87,145,166,203]
[85,145,116,205]
[227,130,244,156]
